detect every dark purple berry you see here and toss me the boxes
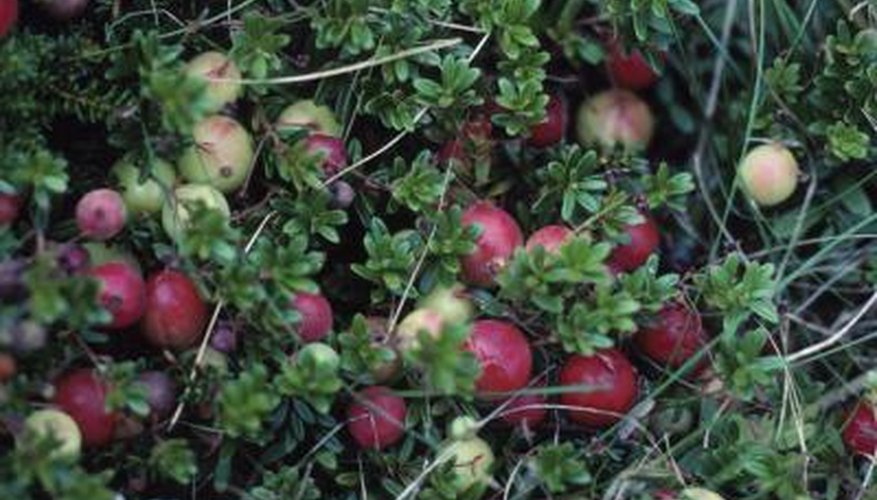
[210,321,238,353]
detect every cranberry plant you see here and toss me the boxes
[1,1,876,499]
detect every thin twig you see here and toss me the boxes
[212,38,463,85]
[167,212,276,430]
[690,0,746,263]
[786,290,877,363]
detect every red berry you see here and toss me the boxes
[305,134,348,177]
[436,117,493,170]
[559,348,638,428]
[466,320,532,397]
[90,262,146,330]
[528,93,566,147]
[606,41,662,91]
[142,269,208,350]
[76,188,127,241]
[607,211,660,273]
[40,0,89,21]
[0,193,21,225]
[291,291,334,343]
[52,369,118,447]
[346,386,407,450]
[138,371,177,421]
[653,490,678,500]
[460,202,523,287]
[0,352,16,382]
[634,303,707,369]
[0,0,18,37]
[526,225,573,254]
[843,401,877,456]
[500,381,547,428]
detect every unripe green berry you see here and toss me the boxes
[738,143,799,207]
[576,89,655,151]
[161,184,231,241]
[185,52,242,113]
[178,115,254,193]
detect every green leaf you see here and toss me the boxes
[149,439,198,484]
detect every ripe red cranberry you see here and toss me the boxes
[89,261,146,330]
[465,320,532,397]
[291,291,334,343]
[635,302,707,370]
[138,371,177,421]
[526,225,573,254]
[75,188,127,241]
[528,93,566,147]
[843,401,877,456]
[52,368,118,447]
[143,269,208,350]
[436,117,493,170]
[0,0,18,37]
[346,386,407,450]
[460,202,523,287]
[559,348,638,428]
[606,40,662,91]
[0,352,16,382]
[607,211,660,274]
[305,134,348,177]
[39,0,89,21]
[0,193,22,225]
[500,381,547,428]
